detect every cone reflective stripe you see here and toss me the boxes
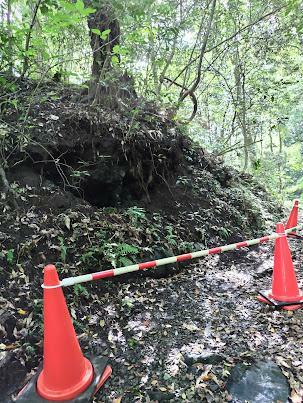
[37,265,94,400]
[286,199,299,232]
[258,223,303,311]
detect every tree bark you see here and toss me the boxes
[233,41,255,171]
[7,0,13,74]
[0,164,18,208]
[178,0,217,105]
[85,2,120,105]
[87,4,120,80]
[22,0,42,77]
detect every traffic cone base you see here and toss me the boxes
[257,291,303,311]
[258,222,303,311]
[283,304,302,311]
[268,290,303,303]
[37,357,93,401]
[94,365,112,394]
[16,264,112,402]
[16,356,111,402]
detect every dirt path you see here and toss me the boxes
[2,233,303,402]
[78,241,303,402]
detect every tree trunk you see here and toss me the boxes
[85,2,120,105]
[83,2,137,108]
[87,4,120,78]
[7,0,13,74]
[22,0,42,77]
[233,44,255,171]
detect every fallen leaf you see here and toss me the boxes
[64,216,71,230]
[182,323,199,332]
[276,356,291,369]
[0,343,19,350]
[18,309,27,315]
[291,390,302,403]
[70,308,77,320]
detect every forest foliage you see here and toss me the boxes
[1,0,303,203]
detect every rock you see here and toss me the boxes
[184,351,225,366]
[0,351,27,401]
[0,311,17,340]
[255,261,272,277]
[148,390,175,401]
[226,361,289,403]
[147,247,177,279]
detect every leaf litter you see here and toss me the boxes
[1,209,303,402]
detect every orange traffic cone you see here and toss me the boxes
[286,199,299,232]
[258,223,303,311]
[16,265,112,401]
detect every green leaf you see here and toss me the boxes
[91,28,101,36]
[6,249,14,265]
[112,44,121,54]
[101,29,111,40]
[111,55,119,65]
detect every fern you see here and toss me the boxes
[115,243,139,255]
[118,256,134,267]
[80,242,139,269]
[104,243,139,268]
[126,206,146,226]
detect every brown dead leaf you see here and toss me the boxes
[202,374,212,381]
[0,342,19,350]
[290,390,302,403]
[276,356,291,369]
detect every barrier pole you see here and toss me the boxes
[42,224,302,289]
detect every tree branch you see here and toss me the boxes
[170,6,284,89]
[178,0,217,104]
[0,164,18,208]
[163,77,198,121]
[216,139,262,156]
[22,0,42,77]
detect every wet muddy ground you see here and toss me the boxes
[2,234,303,402]
[72,241,303,402]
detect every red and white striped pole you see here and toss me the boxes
[42,224,302,289]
